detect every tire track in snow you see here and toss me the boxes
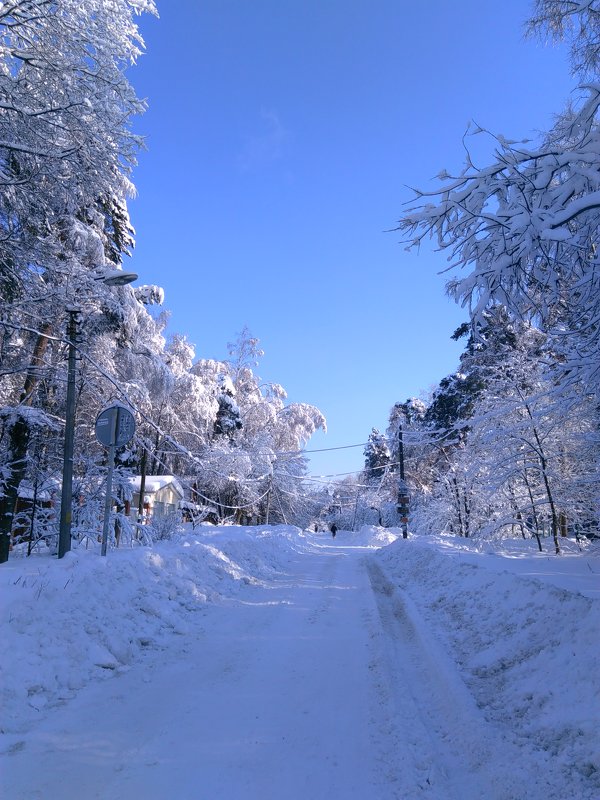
[3,545,416,799]
[5,538,559,800]
[366,559,558,800]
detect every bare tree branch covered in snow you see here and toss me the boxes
[526,0,600,78]
[397,1,600,397]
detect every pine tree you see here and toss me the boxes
[363,429,391,481]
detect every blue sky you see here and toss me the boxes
[127,1,573,477]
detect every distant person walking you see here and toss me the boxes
[331,523,337,539]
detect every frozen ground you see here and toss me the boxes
[1,525,598,799]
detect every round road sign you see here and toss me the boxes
[95,405,136,448]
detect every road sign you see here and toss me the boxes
[95,405,136,448]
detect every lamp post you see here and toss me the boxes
[57,269,137,559]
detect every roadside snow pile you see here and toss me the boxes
[375,533,600,796]
[0,525,309,736]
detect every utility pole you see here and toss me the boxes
[397,423,409,539]
[398,422,405,482]
[58,307,80,558]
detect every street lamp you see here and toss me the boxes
[57,269,138,558]
[91,268,139,287]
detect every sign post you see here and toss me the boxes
[95,405,136,556]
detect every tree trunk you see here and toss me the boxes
[137,447,147,522]
[451,475,465,536]
[522,401,560,554]
[0,326,53,555]
[532,429,561,554]
[559,512,568,538]
[463,488,471,538]
[522,463,543,552]
[0,415,30,545]
[265,484,272,525]
[149,408,164,475]
[21,325,53,404]
[509,484,527,539]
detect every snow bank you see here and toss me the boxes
[375,533,600,795]
[3,523,597,798]
[0,525,310,736]
[332,524,399,547]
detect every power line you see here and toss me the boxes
[285,441,369,455]
[305,459,404,482]
[283,432,423,457]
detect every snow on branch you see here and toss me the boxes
[397,86,600,393]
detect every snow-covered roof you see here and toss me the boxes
[17,479,59,501]
[17,486,53,501]
[128,475,184,498]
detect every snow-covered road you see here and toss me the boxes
[3,528,598,799]
[6,540,407,798]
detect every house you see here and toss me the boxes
[128,475,184,520]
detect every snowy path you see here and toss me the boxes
[3,537,554,799]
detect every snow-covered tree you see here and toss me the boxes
[526,0,600,80]
[397,1,600,398]
[189,331,326,526]
[388,2,600,547]
[363,428,391,481]
[397,309,599,547]
[456,316,598,551]
[213,375,243,441]
[0,0,156,548]
[0,0,156,276]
